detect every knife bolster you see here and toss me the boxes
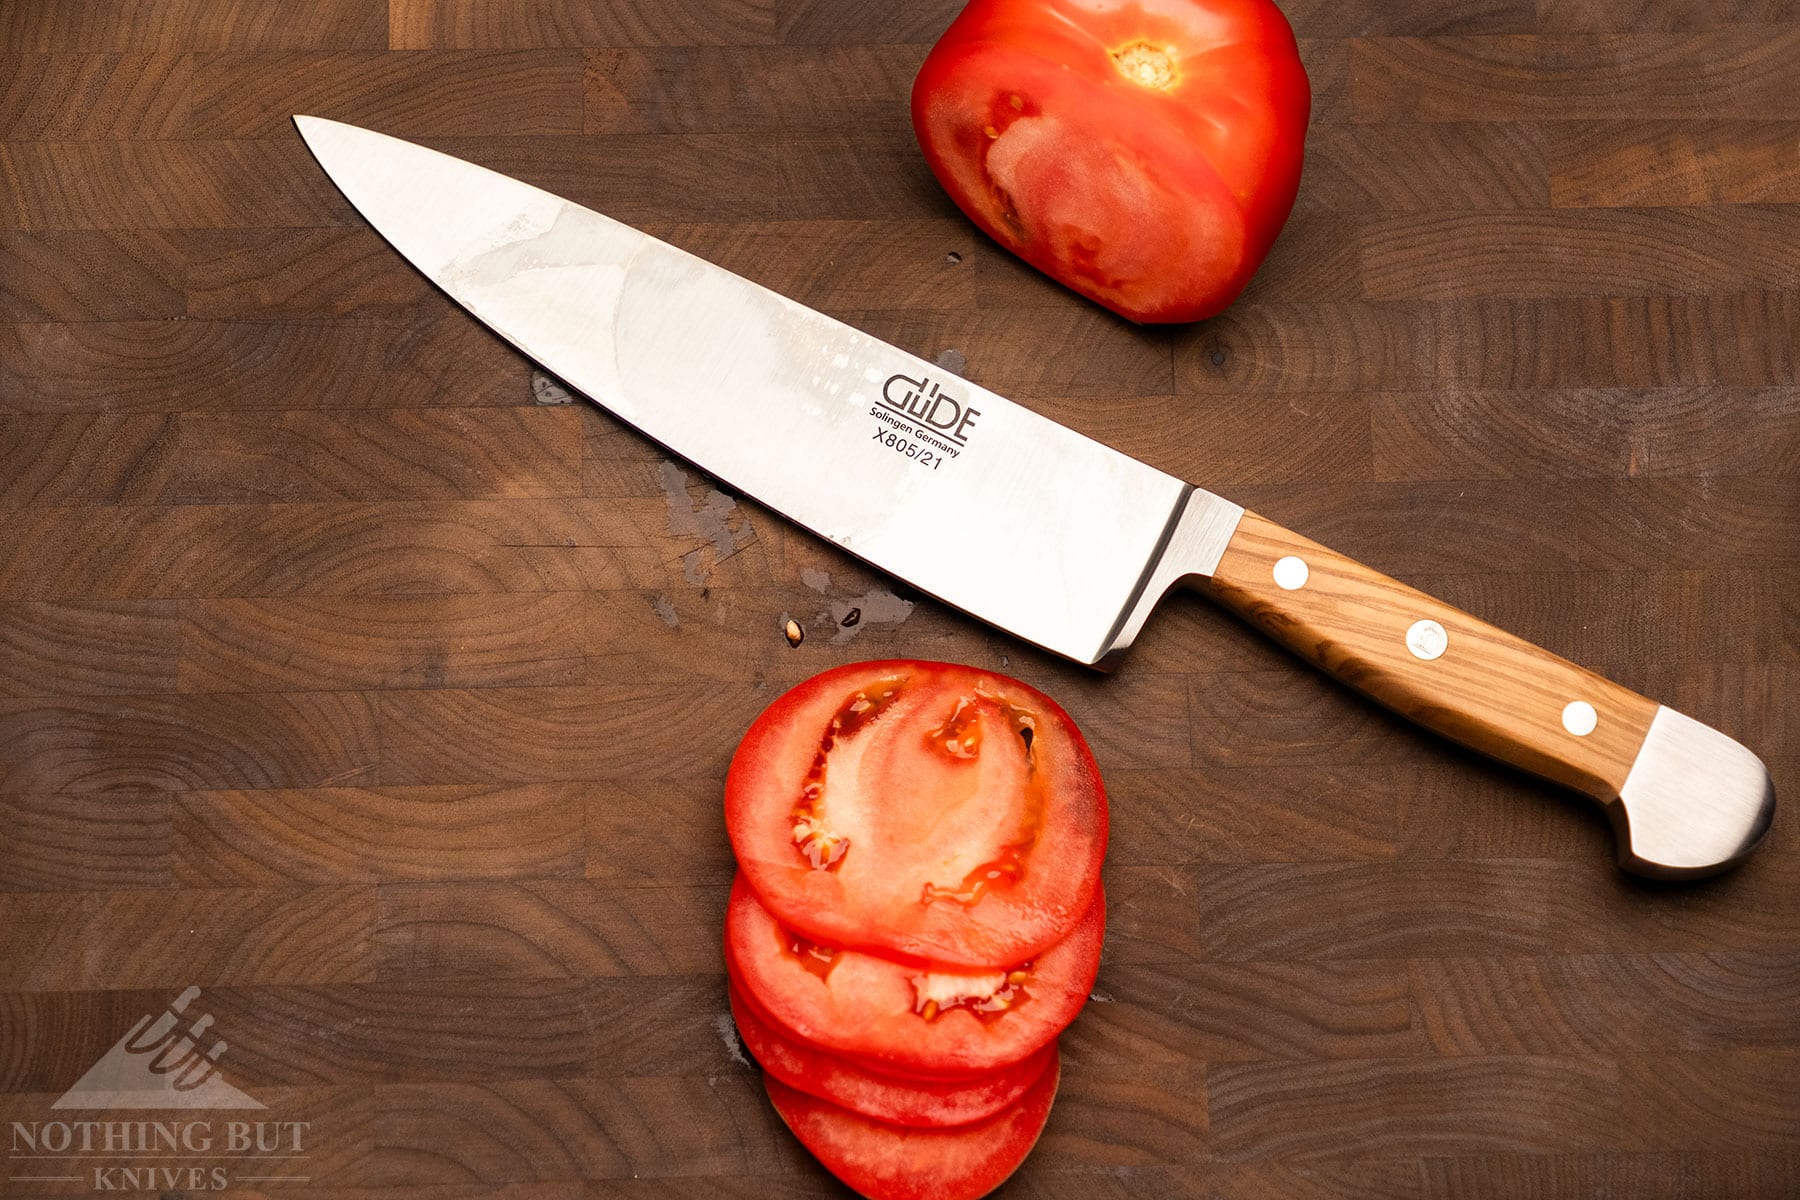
[1193,511,1774,876]
[1093,486,1244,670]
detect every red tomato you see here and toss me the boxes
[912,0,1311,323]
[725,873,1104,1077]
[729,983,1055,1128]
[725,660,1107,969]
[764,1053,1059,1200]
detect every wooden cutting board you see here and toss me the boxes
[2,1,1796,1196]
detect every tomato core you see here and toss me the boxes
[911,966,1030,1022]
[784,927,841,982]
[1111,42,1177,90]
[792,675,908,870]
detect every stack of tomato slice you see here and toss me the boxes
[724,660,1108,1199]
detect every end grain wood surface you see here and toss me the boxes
[1,1,1797,1196]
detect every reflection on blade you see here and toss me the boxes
[295,116,1198,665]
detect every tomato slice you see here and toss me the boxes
[725,660,1107,968]
[765,1051,1058,1200]
[726,872,1103,1077]
[729,982,1053,1128]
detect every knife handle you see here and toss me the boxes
[1191,510,1774,878]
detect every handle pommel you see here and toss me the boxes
[1613,707,1775,878]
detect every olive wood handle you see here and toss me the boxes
[1190,510,1774,878]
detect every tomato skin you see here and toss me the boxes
[912,0,1311,323]
[725,873,1105,1078]
[725,660,1107,970]
[764,1052,1059,1200]
[729,983,1055,1128]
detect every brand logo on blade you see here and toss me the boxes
[868,373,981,472]
[879,374,980,444]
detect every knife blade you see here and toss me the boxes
[295,115,1774,880]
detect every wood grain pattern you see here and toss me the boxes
[0,691,379,792]
[1371,386,1800,480]
[774,0,959,45]
[390,0,776,49]
[1409,952,1800,1053]
[1200,510,1660,800]
[1175,294,1800,393]
[0,139,344,230]
[180,593,594,692]
[173,784,588,885]
[0,54,191,139]
[1207,1056,1630,1159]
[1360,206,1800,299]
[1353,29,1800,120]
[1549,120,1800,207]
[1421,1150,1800,1200]
[1281,0,1539,34]
[0,500,757,601]
[1,0,1795,1195]
[1034,1062,1209,1168]
[0,600,181,695]
[0,888,376,990]
[583,45,925,135]
[0,229,187,321]
[1534,0,1800,31]
[192,51,587,139]
[1108,859,1616,961]
[0,793,172,891]
[0,317,532,413]
[1067,959,1423,1062]
[0,0,387,51]
[373,881,726,980]
[1300,122,1550,210]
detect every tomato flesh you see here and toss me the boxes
[725,660,1107,969]
[912,0,1312,323]
[726,872,1104,1077]
[729,983,1054,1128]
[764,1052,1059,1200]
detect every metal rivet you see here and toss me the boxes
[1562,700,1598,736]
[1406,619,1448,661]
[1272,555,1309,591]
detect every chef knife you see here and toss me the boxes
[295,115,1774,880]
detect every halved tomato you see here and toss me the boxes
[911,0,1311,323]
[725,660,1107,968]
[764,1051,1059,1200]
[729,982,1054,1128]
[725,872,1103,1078]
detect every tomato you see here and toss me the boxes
[911,0,1311,323]
[725,873,1104,1078]
[729,983,1054,1128]
[725,660,1107,969]
[764,1052,1059,1200]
